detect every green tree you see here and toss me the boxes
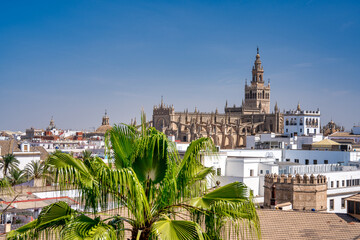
[25,160,53,186]
[0,154,19,177]
[7,169,27,186]
[7,117,260,240]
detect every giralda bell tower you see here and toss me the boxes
[243,47,270,114]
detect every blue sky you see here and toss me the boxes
[0,0,359,131]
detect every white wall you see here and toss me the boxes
[14,153,41,170]
[223,149,282,160]
[203,154,227,176]
[282,150,352,165]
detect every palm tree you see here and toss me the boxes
[7,169,27,186]
[0,154,19,177]
[7,115,260,240]
[25,160,52,186]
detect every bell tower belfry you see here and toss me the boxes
[243,47,271,114]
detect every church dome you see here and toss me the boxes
[95,110,112,133]
[95,124,112,133]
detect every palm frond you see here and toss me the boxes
[61,215,117,240]
[152,215,204,240]
[105,124,138,169]
[7,201,77,240]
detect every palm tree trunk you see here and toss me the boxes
[131,225,151,240]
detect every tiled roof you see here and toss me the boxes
[0,140,48,160]
[312,138,340,146]
[258,209,360,240]
[330,132,360,137]
[32,146,49,160]
[0,139,16,155]
[346,193,360,202]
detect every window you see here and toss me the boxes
[250,169,254,177]
[307,129,309,134]
[286,159,290,162]
[329,199,334,210]
[216,168,221,176]
[331,181,334,188]
[347,180,351,187]
[313,160,317,165]
[314,129,317,134]
[305,159,309,165]
[341,198,346,209]
[294,159,299,163]
[260,170,263,174]
[324,160,328,164]
[357,202,360,214]
[266,170,270,174]
[348,201,354,214]
[300,129,302,133]
[342,180,345,187]
[337,181,339,188]
[286,129,288,133]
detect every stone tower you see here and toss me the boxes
[243,48,271,114]
[264,173,327,211]
[153,97,175,132]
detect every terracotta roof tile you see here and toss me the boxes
[258,209,360,240]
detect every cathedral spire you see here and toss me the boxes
[274,102,278,112]
[252,47,264,83]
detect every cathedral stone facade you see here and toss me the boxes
[152,49,284,148]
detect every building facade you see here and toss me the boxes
[284,104,320,137]
[152,49,284,148]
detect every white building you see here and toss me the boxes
[0,140,48,176]
[246,133,323,150]
[282,149,360,165]
[284,103,320,137]
[203,149,282,202]
[201,147,360,213]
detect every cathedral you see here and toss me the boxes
[152,48,284,148]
